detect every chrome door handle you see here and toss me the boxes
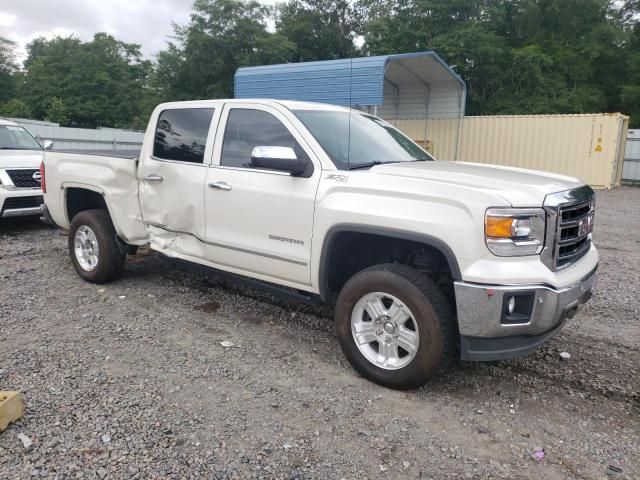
[143,174,163,183]
[208,182,232,191]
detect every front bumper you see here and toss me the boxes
[0,189,44,218]
[454,266,597,361]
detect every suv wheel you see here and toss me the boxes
[335,263,455,389]
[68,209,125,283]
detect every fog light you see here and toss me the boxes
[507,296,516,314]
[501,292,536,325]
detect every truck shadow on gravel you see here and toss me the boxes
[0,217,51,235]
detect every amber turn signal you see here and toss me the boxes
[485,216,514,238]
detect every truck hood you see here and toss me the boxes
[371,160,584,206]
[0,150,44,169]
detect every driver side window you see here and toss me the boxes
[221,109,307,169]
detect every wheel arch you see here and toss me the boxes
[64,185,125,240]
[318,224,462,303]
[65,186,105,220]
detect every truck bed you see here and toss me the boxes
[43,151,148,244]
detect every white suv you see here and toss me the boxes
[0,118,50,220]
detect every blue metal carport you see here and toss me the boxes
[235,52,466,120]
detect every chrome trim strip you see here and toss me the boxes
[0,169,13,188]
[0,186,41,191]
[144,221,308,266]
[458,265,598,290]
[1,206,43,218]
[148,155,210,167]
[212,165,292,176]
[543,185,595,208]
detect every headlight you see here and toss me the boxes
[485,208,546,256]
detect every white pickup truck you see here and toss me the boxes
[41,100,598,389]
[0,118,52,219]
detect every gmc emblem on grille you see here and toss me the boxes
[578,213,594,237]
[32,171,42,183]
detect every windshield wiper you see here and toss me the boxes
[348,160,411,170]
[347,158,431,170]
[347,161,386,170]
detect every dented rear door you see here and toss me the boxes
[138,104,222,260]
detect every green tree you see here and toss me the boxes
[619,0,639,22]
[22,33,152,128]
[358,0,513,114]
[621,24,640,127]
[431,24,511,115]
[275,0,361,61]
[154,0,296,101]
[359,0,494,55]
[358,0,631,118]
[0,37,17,104]
[494,0,625,113]
[45,97,70,125]
[0,98,32,118]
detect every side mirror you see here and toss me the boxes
[43,140,54,150]
[251,146,309,176]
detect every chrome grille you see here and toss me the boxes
[556,199,594,268]
[542,185,595,271]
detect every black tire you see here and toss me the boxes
[335,263,455,390]
[68,209,125,284]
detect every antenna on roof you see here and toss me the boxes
[347,55,353,168]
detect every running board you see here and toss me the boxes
[169,258,322,306]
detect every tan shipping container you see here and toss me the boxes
[391,113,629,189]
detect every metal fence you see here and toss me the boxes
[622,129,640,184]
[10,118,145,156]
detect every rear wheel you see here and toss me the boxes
[335,263,455,389]
[68,209,125,283]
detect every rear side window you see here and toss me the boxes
[153,108,214,164]
[221,109,306,169]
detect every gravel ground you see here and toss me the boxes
[0,187,638,480]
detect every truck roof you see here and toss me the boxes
[0,118,19,126]
[273,100,350,112]
[155,99,351,113]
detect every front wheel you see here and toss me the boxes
[68,209,125,284]
[335,264,455,390]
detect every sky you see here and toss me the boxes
[0,0,275,64]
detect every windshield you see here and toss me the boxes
[0,125,43,151]
[293,110,433,170]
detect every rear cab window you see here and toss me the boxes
[153,108,215,164]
